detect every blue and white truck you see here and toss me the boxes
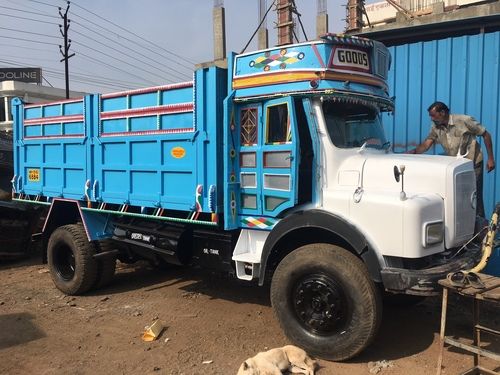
[11,34,480,360]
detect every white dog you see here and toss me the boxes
[237,345,316,375]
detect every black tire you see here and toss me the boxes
[270,243,382,361]
[93,240,117,289]
[47,224,98,295]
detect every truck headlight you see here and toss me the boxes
[424,221,444,247]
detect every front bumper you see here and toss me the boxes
[380,246,482,296]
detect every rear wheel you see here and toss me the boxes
[271,243,382,361]
[47,224,98,295]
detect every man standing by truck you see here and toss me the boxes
[409,101,495,218]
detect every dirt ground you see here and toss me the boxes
[1,253,499,375]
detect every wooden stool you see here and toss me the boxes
[437,273,500,375]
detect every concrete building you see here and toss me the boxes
[351,0,500,45]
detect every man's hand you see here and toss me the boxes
[487,158,495,172]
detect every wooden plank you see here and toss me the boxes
[444,337,500,362]
[439,274,500,302]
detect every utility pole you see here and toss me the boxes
[316,0,328,37]
[258,0,269,50]
[59,1,75,99]
[213,0,226,61]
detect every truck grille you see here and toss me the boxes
[455,170,475,237]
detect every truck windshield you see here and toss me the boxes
[323,100,388,149]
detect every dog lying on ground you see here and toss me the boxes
[237,345,316,375]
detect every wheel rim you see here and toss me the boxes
[53,244,76,281]
[292,273,349,335]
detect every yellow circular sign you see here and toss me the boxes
[171,147,186,159]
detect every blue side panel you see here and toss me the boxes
[95,84,197,208]
[12,97,89,200]
[194,67,227,214]
[13,75,227,221]
[92,76,226,214]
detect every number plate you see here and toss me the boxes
[130,232,151,243]
[28,168,40,182]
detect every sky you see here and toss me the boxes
[0,0,350,94]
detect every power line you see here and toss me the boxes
[25,0,59,8]
[291,0,309,41]
[0,25,59,39]
[241,0,276,53]
[0,4,58,18]
[69,0,196,66]
[70,28,189,82]
[0,11,58,25]
[0,57,145,91]
[72,40,177,84]
[42,75,54,87]
[73,50,159,86]
[68,13,193,73]
[43,72,142,91]
[0,53,58,63]
[71,22,192,80]
[0,42,56,52]
[67,1,195,70]
[0,35,58,46]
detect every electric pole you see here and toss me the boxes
[59,1,75,99]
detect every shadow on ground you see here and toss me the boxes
[0,312,46,349]
[89,262,271,306]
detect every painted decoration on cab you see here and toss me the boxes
[249,49,305,71]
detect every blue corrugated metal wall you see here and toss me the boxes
[382,31,500,274]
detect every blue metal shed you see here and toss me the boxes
[375,29,500,275]
[383,31,500,217]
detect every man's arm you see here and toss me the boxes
[408,138,434,154]
[482,130,496,172]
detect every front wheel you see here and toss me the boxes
[270,243,382,361]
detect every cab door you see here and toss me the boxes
[260,98,299,216]
[237,98,299,218]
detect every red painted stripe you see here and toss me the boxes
[101,81,194,99]
[24,114,84,126]
[24,134,84,140]
[25,98,83,108]
[100,128,194,137]
[100,103,193,120]
[312,44,326,69]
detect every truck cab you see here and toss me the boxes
[227,34,477,291]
